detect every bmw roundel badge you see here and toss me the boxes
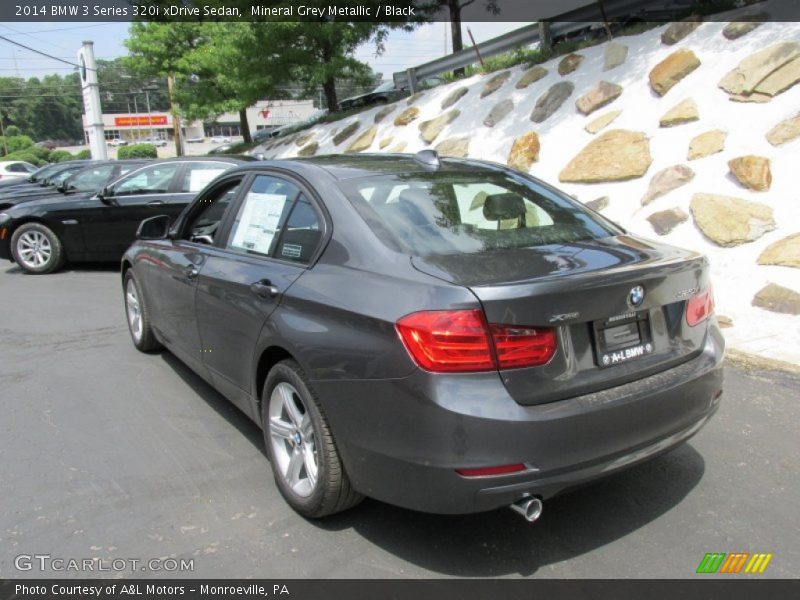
[628,285,645,307]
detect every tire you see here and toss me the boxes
[10,222,66,274]
[262,360,363,518]
[123,270,161,352]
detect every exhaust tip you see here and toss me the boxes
[510,496,543,523]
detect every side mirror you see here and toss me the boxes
[137,215,171,240]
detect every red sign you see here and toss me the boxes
[114,115,168,127]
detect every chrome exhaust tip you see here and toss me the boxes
[510,496,543,523]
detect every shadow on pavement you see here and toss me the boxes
[158,348,706,577]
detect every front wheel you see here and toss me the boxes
[262,360,363,518]
[10,222,66,274]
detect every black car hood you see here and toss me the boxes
[410,235,701,287]
[7,191,95,215]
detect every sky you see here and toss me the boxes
[0,20,523,83]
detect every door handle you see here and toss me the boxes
[250,279,279,299]
[184,265,199,280]
[147,200,165,206]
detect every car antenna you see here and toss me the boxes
[413,149,440,169]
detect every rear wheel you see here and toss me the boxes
[262,360,363,518]
[123,270,161,352]
[10,222,65,274]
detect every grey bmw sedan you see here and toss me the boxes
[121,151,723,521]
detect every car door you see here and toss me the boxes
[80,162,184,257]
[193,173,326,419]
[147,175,247,374]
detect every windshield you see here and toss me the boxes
[65,164,116,192]
[46,167,82,186]
[340,171,619,257]
[372,81,395,93]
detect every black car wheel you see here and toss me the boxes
[123,270,162,352]
[10,222,66,274]
[262,360,363,518]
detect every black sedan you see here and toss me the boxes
[338,81,407,111]
[121,151,724,521]
[0,157,251,274]
[0,160,100,201]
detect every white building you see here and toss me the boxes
[84,99,317,142]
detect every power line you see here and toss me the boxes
[0,23,115,37]
[0,34,90,71]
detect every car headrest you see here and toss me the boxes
[483,193,526,221]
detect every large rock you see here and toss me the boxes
[393,107,420,126]
[766,112,800,146]
[332,121,360,146]
[648,208,689,235]
[407,92,424,106]
[758,233,800,268]
[419,109,460,144]
[530,81,574,123]
[728,155,772,191]
[585,196,609,211]
[516,66,548,89]
[641,165,694,206]
[297,141,318,157]
[718,42,800,96]
[481,71,511,98]
[506,131,540,171]
[649,49,701,96]
[659,98,699,127]
[604,43,628,71]
[559,130,652,183]
[558,53,583,76]
[754,55,800,96]
[441,86,468,109]
[388,141,407,153]
[722,14,768,40]
[435,136,470,158]
[661,19,702,45]
[690,193,775,246]
[576,81,623,115]
[483,99,514,127]
[374,105,394,124]
[346,126,377,153]
[585,109,621,134]
[379,136,393,150]
[295,132,314,147]
[688,130,727,160]
[752,284,800,315]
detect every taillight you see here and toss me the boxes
[456,464,526,477]
[686,285,715,327]
[396,310,557,373]
[396,310,495,373]
[491,324,557,369]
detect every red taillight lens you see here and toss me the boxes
[686,285,715,327]
[396,310,495,373]
[491,324,557,369]
[456,464,526,477]
[396,310,557,373]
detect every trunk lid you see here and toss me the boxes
[412,235,713,405]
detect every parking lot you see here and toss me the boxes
[0,262,797,579]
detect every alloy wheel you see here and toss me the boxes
[268,382,319,497]
[16,230,52,269]
[125,279,143,343]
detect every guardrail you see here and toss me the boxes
[393,0,693,91]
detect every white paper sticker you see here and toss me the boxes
[230,192,288,255]
[188,168,226,192]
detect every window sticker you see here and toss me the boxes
[230,193,288,255]
[188,168,226,192]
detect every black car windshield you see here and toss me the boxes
[65,164,116,191]
[340,171,620,257]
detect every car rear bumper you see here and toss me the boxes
[311,325,724,514]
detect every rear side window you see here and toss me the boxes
[340,172,618,257]
[276,194,322,263]
[180,162,234,192]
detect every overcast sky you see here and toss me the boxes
[0,20,523,83]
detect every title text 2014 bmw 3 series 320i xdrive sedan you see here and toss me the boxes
[122,151,723,522]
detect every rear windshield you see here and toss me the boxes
[339,171,619,257]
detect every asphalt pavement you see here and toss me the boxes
[0,262,797,579]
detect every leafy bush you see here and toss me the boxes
[117,143,158,159]
[4,125,21,136]
[49,150,74,163]
[26,145,53,161]
[0,135,35,156]
[2,151,47,166]
[75,149,92,159]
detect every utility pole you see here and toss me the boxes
[167,74,183,157]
